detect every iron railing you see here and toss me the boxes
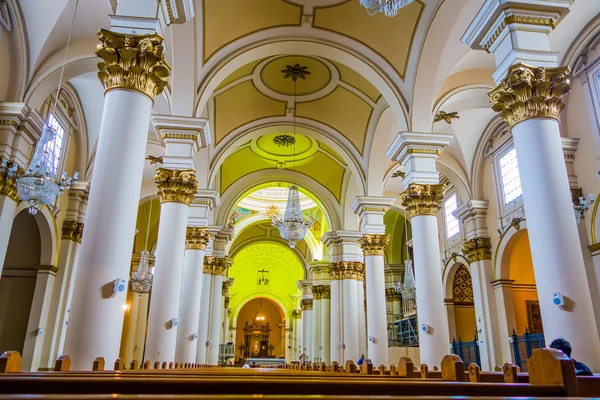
[510,329,545,371]
[451,335,480,369]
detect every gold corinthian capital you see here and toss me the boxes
[96,29,171,100]
[463,237,492,263]
[185,227,211,250]
[399,183,445,218]
[155,168,198,205]
[489,63,571,127]
[359,234,389,257]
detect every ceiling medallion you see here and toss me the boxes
[281,64,310,81]
[273,134,296,147]
[360,0,414,17]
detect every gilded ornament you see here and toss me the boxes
[96,29,171,100]
[312,285,323,300]
[462,237,492,263]
[434,111,459,124]
[399,183,445,218]
[385,287,401,302]
[320,285,331,299]
[484,16,556,51]
[224,297,230,308]
[222,279,233,296]
[62,220,84,243]
[0,159,20,203]
[300,298,313,311]
[203,256,228,276]
[291,309,302,319]
[489,64,571,127]
[330,261,365,280]
[185,227,211,250]
[359,234,389,257]
[155,168,198,205]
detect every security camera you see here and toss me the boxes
[421,324,430,333]
[338,342,344,348]
[368,336,374,342]
[169,318,179,328]
[192,333,198,340]
[35,329,43,336]
[113,279,127,293]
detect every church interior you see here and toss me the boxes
[1,0,600,398]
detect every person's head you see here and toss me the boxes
[360,354,364,358]
[549,338,572,357]
[252,361,256,365]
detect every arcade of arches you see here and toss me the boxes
[2,0,600,375]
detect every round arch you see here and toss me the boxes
[231,294,290,330]
[208,119,366,195]
[216,171,343,231]
[195,39,409,130]
[14,203,58,267]
[495,222,529,281]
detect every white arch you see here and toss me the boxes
[14,204,58,267]
[231,293,291,330]
[195,39,408,131]
[208,118,366,195]
[216,169,343,232]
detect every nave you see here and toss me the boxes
[1,0,600,398]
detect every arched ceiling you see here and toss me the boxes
[201,0,423,80]
[209,54,384,157]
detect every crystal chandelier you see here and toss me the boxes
[399,259,416,300]
[272,184,314,249]
[271,64,314,249]
[360,0,414,17]
[130,250,153,293]
[16,0,80,215]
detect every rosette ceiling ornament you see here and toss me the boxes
[271,65,315,248]
[360,0,414,17]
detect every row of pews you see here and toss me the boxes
[0,348,598,399]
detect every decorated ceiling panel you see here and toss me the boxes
[313,0,422,79]
[203,0,302,62]
[219,132,346,202]
[211,55,382,155]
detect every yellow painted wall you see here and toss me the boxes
[235,297,284,361]
[509,232,539,335]
[454,305,476,342]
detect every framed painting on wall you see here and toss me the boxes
[526,300,543,334]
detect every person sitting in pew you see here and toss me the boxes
[549,338,593,376]
[357,354,365,366]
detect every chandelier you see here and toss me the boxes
[130,250,153,293]
[15,0,80,215]
[398,259,416,300]
[272,185,314,249]
[360,0,414,17]
[271,64,315,249]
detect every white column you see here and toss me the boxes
[464,0,600,371]
[207,271,224,365]
[312,293,321,363]
[64,29,170,370]
[301,298,313,361]
[196,264,212,364]
[21,265,57,371]
[455,201,504,371]
[342,276,359,363]
[511,118,600,369]
[41,181,89,369]
[492,280,517,364]
[352,197,395,367]
[329,278,341,364]
[145,168,196,363]
[357,277,367,357]
[411,214,451,367]
[175,227,209,363]
[320,286,331,365]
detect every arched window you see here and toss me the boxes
[444,192,460,238]
[44,113,65,177]
[40,90,77,178]
[498,147,522,205]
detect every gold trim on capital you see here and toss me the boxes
[399,183,444,218]
[203,256,229,276]
[291,309,302,319]
[489,64,570,127]
[185,227,211,250]
[463,237,492,263]
[155,168,198,205]
[359,234,389,257]
[329,261,366,281]
[385,287,401,302]
[222,280,233,296]
[312,285,331,300]
[0,160,21,203]
[62,220,84,244]
[96,29,171,101]
[300,298,313,311]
